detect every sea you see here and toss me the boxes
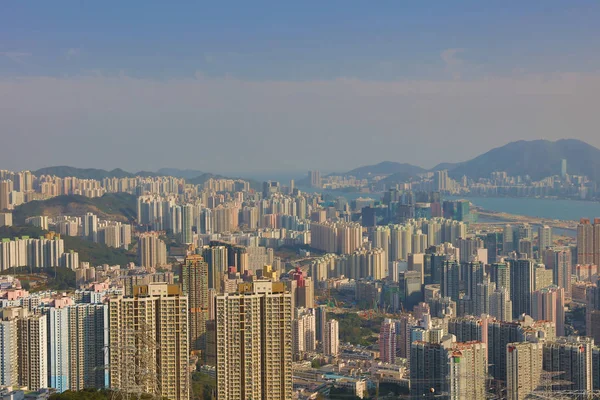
[446,196,600,222]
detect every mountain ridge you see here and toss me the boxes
[340,139,600,184]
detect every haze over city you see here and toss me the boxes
[5,3,600,400]
[2,2,600,174]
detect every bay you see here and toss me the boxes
[446,195,600,222]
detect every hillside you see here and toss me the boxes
[340,139,600,184]
[0,225,136,266]
[12,193,137,225]
[33,166,138,179]
[443,139,600,182]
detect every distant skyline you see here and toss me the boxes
[2,2,600,173]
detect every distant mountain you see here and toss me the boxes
[444,139,600,182]
[344,161,426,179]
[12,193,137,225]
[187,173,226,185]
[156,168,205,179]
[34,166,139,179]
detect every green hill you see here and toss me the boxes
[0,225,136,266]
[12,193,137,225]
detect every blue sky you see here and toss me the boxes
[2,1,600,175]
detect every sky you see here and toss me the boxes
[2,1,600,176]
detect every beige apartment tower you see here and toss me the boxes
[180,254,209,353]
[215,281,293,400]
[108,283,189,400]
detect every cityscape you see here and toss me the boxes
[3,2,600,400]
[1,161,600,399]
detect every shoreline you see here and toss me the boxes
[473,207,578,231]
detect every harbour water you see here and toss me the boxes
[447,196,600,222]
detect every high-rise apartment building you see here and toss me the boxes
[379,318,397,364]
[409,335,456,397]
[0,311,18,386]
[292,309,316,359]
[181,204,194,244]
[18,310,48,390]
[538,225,553,251]
[215,281,292,400]
[202,245,229,290]
[308,170,321,188]
[180,255,209,352]
[372,226,390,263]
[447,341,488,400]
[324,319,339,357]
[138,232,167,269]
[441,260,460,302]
[509,258,535,319]
[68,303,109,391]
[504,224,514,254]
[543,336,593,394]
[490,288,513,322]
[108,283,189,400]
[82,212,98,242]
[506,342,543,400]
[315,305,327,346]
[531,285,565,337]
[0,180,13,211]
[577,219,594,265]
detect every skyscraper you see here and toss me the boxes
[490,288,513,322]
[490,262,511,296]
[181,204,194,244]
[324,319,339,357]
[292,309,316,359]
[379,318,397,364]
[447,341,488,400]
[202,245,229,290]
[109,283,189,400]
[543,336,593,394]
[138,232,167,269]
[48,307,71,392]
[82,212,98,242]
[215,281,292,400]
[506,342,543,400]
[504,224,514,254]
[509,258,535,318]
[577,219,594,265]
[538,225,553,251]
[409,335,455,397]
[315,305,327,346]
[18,310,48,391]
[441,260,460,302]
[531,285,565,337]
[308,170,321,188]
[0,311,18,386]
[180,255,209,352]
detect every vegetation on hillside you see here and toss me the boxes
[0,266,76,291]
[12,193,137,224]
[191,372,216,400]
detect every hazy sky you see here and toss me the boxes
[2,1,600,175]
